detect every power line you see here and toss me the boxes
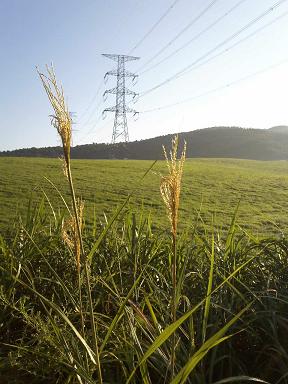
[140,57,288,114]
[136,0,220,73]
[75,116,102,144]
[180,9,288,78]
[75,79,107,143]
[78,97,104,128]
[75,116,114,145]
[140,0,248,75]
[77,79,104,121]
[74,105,103,146]
[128,0,181,55]
[139,0,288,98]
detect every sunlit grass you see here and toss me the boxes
[1,156,288,237]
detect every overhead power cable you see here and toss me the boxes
[75,116,114,145]
[79,98,104,129]
[179,9,288,78]
[128,0,181,55]
[140,0,248,75]
[139,0,288,98]
[78,79,104,121]
[136,0,220,73]
[140,57,288,113]
[75,113,103,144]
[75,79,106,141]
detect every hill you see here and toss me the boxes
[1,126,288,160]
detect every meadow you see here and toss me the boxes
[1,156,288,236]
[2,153,288,383]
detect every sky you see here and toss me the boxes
[1,0,288,150]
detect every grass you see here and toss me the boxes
[2,156,288,383]
[1,190,288,383]
[1,156,288,236]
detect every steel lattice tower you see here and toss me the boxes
[102,54,139,143]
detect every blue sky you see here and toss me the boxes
[1,0,288,150]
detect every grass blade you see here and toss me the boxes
[171,304,251,384]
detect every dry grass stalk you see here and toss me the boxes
[160,134,186,378]
[38,65,103,382]
[62,199,84,273]
[37,65,72,173]
[160,135,186,237]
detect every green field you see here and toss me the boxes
[2,155,288,383]
[1,156,288,236]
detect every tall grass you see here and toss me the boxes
[3,201,287,383]
[160,135,186,378]
[1,67,288,383]
[38,65,102,382]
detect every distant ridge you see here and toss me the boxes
[2,126,288,161]
[268,125,288,133]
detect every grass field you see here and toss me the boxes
[2,154,288,383]
[1,156,288,236]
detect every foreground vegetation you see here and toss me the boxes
[2,154,288,384]
[2,193,288,383]
[1,66,288,383]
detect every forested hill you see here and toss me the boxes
[2,126,288,160]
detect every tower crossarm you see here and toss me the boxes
[103,106,138,114]
[104,87,137,97]
[102,53,140,62]
[105,70,138,79]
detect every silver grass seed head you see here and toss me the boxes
[160,135,186,236]
[37,65,72,167]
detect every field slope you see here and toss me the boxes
[1,156,288,236]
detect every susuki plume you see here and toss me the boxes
[37,65,102,381]
[160,135,186,236]
[160,135,186,377]
[37,65,72,174]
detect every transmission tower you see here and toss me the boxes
[102,54,140,144]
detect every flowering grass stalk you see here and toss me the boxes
[160,134,186,378]
[38,65,102,383]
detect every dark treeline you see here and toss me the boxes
[2,126,288,160]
